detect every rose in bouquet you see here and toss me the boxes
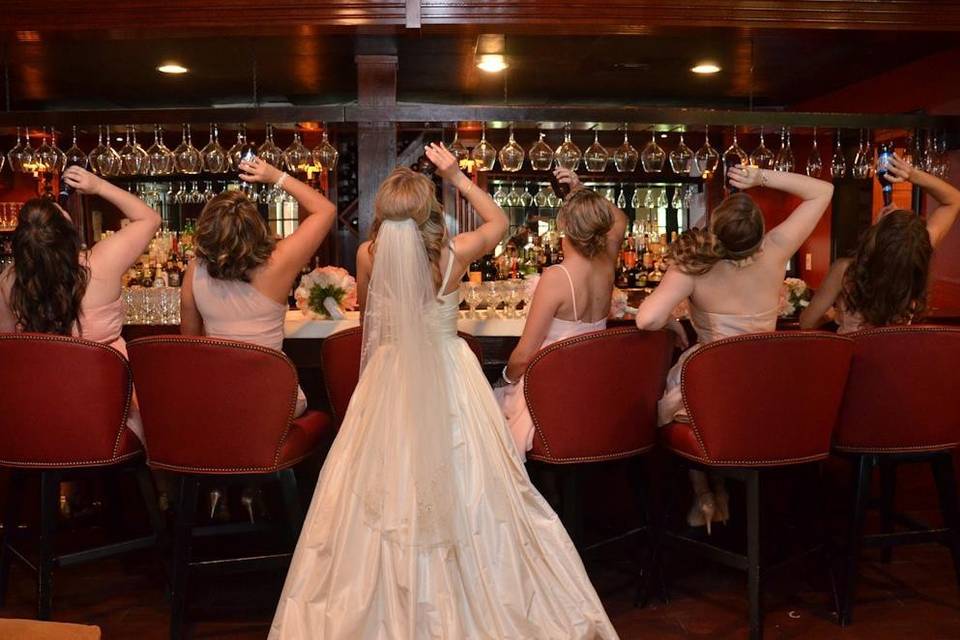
[779,277,811,317]
[295,266,358,320]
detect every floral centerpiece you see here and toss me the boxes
[295,266,358,320]
[779,277,812,317]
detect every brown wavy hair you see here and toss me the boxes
[841,210,932,326]
[10,198,90,335]
[195,191,276,282]
[367,167,446,287]
[669,193,765,276]
[557,189,614,259]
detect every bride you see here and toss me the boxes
[269,144,618,639]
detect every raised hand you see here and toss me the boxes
[553,167,583,192]
[727,165,764,191]
[424,143,460,180]
[62,165,104,195]
[239,156,284,184]
[885,154,915,184]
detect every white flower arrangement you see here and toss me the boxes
[779,277,812,317]
[295,266,358,320]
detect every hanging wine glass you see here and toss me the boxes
[774,127,795,172]
[937,131,950,178]
[613,125,639,173]
[520,185,534,208]
[830,129,847,179]
[555,124,582,171]
[528,131,555,171]
[655,188,669,209]
[201,123,229,173]
[534,184,550,208]
[497,125,525,172]
[630,186,640,209]
[147,125,176,176]
[643,187,656,209]
[35,129,56,173]
[749,126,774,169]
[119,126,147,175]
[470,123,497,172]
[283,131,312,175]
[312,124,339,172]
[64,125,87,170]
[861,130,874,179]
[173,124,202,174]
[805,127,823,178]
[448,128,469,166]
[640,128,666,173]
[584,129,609,173]
[671,186,684,210]
[95,125,122,177]
[229,125,253,171]
[669,131,693,175]
[48,128,66,174]
[257,124,283,167]
[616,185,627,209]
[695,124,720,178]
[852,129,872,179]
[7,127,32,173]
[723,127,749,172]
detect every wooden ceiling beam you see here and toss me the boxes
[5,1,960,33]
[0,103,955,131]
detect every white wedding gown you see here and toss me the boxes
[270,220,618,640]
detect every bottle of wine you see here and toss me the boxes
[877,142,894,206]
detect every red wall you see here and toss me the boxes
[928,150,960,317]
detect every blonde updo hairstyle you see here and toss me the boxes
[668,193,765,276]
[367,167,447,286]
[557,189,615,259]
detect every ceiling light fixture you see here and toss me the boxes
[691,62,721,75]
[157,63,189,75]
[477,54,508,73]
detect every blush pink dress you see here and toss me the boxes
[191,260,307,416]
[495,264,607,460]
[0,266,145,443]
[658,302,779,426]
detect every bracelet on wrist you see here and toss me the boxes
[275,172,289,190]
[501,365,518,386]
[759,169,769,187]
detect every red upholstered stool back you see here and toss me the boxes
[127,336,303,473]
[525,327,674,463]
[680,332,853,466]
[834,326,960,453]
[0,333,138,468]
[322,327,484,423]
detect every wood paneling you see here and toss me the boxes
[6,1,960,32]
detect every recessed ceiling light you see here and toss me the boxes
[691,62,721,75]
[157,63,188,75]
[477,54,508,73]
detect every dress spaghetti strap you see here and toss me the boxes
[437,241,457,298]
[554,264,579,322]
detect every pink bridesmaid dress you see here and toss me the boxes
[495,264,607,460]
[191,260,307,416]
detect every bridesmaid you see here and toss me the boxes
[0,166,161,443]
[179,157,336,417]
[635,166,834,532]
[496,168,627,459]
[800,154,960,333]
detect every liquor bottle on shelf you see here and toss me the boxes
[876,142,894,206]
[468,259,482,284]
[481,254,498,281]
[153,264,167,288]
[166,259,181,287]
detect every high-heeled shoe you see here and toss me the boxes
[687,491,717,535]
[208,488,230,522]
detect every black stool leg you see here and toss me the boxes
[879,461,897,563]
[560,467,583,547]
[930,453,960,592]
[746,470,763,640]
[37,470,61,620]
[170,476,198,640]
[0,470,25,607]
[278,469,304,545]
[841,455,875,626]
[135,465,166,544]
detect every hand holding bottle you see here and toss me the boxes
[239,157,283,184]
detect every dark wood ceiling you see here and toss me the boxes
[2,28,957,113]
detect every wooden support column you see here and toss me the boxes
[356,54,398,243]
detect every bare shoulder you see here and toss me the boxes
[357,241,373,263]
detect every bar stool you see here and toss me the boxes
[126,336,335,640]
[0,334,162,620]
[321,326,484,423]
[658,332,854,640]
[525,326,673,549]
[832,326,960,625]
